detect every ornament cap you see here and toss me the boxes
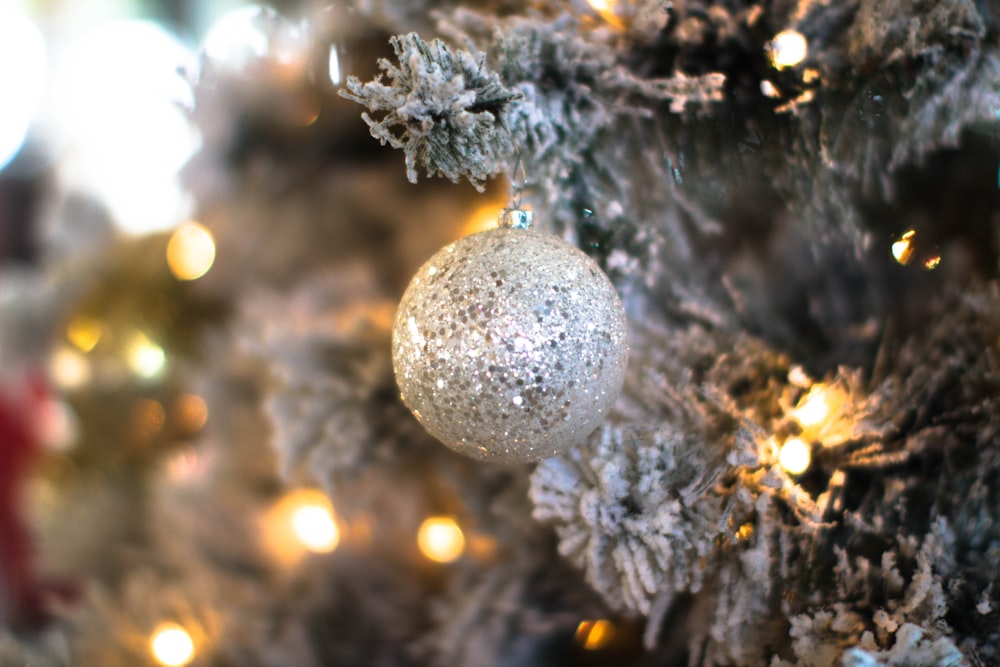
[498,207,534,229]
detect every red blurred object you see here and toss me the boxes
[0,372,72,629]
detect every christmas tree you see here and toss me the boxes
[1,0,999,665]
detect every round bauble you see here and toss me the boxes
[392,225,628,463]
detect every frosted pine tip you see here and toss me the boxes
[498,207,533,229]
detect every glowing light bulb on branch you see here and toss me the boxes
[575,619,616,650]
[263,489,340,565]
[768,30,808,69]
[51,20,198,234]
[0,8,46,171]
[150,623,195,667]
[291,500,340,553]
[891,229,917,265]
[778,437,811,475]
[417,516,465,563]
[126,331,167,380]
[586,0,626,28]
[794,384,830,428]
[50,347,91,390]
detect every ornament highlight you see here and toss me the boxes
[392,211,628,462]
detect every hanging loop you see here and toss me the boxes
[499,152,534,229]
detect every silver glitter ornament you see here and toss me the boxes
[392,211,628,463]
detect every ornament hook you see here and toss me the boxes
[499,153,534,229]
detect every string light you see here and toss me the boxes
[263,489,340,565]
[126,331,167,379]
[923,254,941,270]
[794,384,830,428]
[586,0,625,28]
[778,437,811,475]
[150,623,195,667]
[66,315,104,353]
[291,500,340,553]
[417,516,466,563]
[167,222,216,281]
[768,30,808,69]
[575,619,616,650]
[50,347,91,390]
[891,229,917,265]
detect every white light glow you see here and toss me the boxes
[51,20,198,234]
[150,623,195,667]
[292,503,340,553]
[794,385,830,428]
[417,516,466,563]
[0,8,46,170]
[779,437,811,475]
[768,30,808,69]
[50,347,91,390]
[201,5,308,73]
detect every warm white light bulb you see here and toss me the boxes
[769,30,808,69]
[779,437,811,475]
[292,503,340,553]
[795,385,830,428]
[417,517,465,563]
[150,623,195,667]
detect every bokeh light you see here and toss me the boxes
[794,385,830,428]
[417,516,466,563]
[0,7,46,170]
[150,623,195,667]
[263,489,340,565]
[201,5,308,74]
[586,0,625,28]
[51,20,198,234]
[292,502,340,553]
[126,331,167,380]
[167,222,216,281]
[66,314,104,353]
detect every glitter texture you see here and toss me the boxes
[392,226,628,462]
